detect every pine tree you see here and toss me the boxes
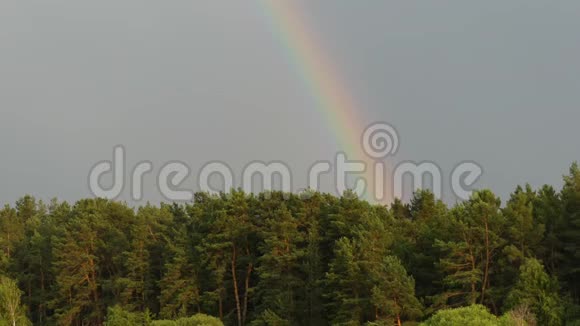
[200,191,257,326]
[0,205,24,267]
[436,190,505,310]
[10,198,53,325]
[51,199,133,326]
[255,204,304,324]
[502,185,544,263]
[559,162,580,303]
[533,185,563,274]
[435,206,482,307]
[370,256,422,326]
[158,203,202,319]
[325,237,365,324]
[396,191,449,302]
[297,192,326,326]
[51,202,103,325]
[120,204,171,314]
[494,186,545,308]
[325,204,396,325]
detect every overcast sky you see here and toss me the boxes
[1,1,579,205]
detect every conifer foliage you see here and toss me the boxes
[1,164,580,325]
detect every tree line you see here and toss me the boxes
[1,163,580,325]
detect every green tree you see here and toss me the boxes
[159,230,201,319]
[105,305,151,326]
[0,205,24,268]
[0,275,31,326]
[393,190,449,305]
[436,206,482,307]
[255,204,304,324]
[496,186,545,308]
[9,196,54,325]
[505,258,562,326]
[199,191,257,326]
[297,193,326,326]
[50,199,133,325]
[51,203,102,325]
[532,185,562,274]
[325,202,398,325]
[325,237,366,324]
[502,185,544,263]
[152,313,223,326]
[420,305,504,326]
[119,204,172,313]
[559,162,580,304]
[370,256,422,326]
[436,190,505,309]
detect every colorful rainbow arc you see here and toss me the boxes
[259,1,389,203]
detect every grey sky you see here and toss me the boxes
[1,1,579,205]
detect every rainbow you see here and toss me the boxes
[259,1,389,202]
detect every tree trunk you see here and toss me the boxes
[463,230,477,304]
[40,267,45,324]
[243,262,253,324]
[231,246,242,326]
[218,293,223,320]
[481,219,490,304]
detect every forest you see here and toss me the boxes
[1,164,580,326]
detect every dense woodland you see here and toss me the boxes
[1,164,580,325]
